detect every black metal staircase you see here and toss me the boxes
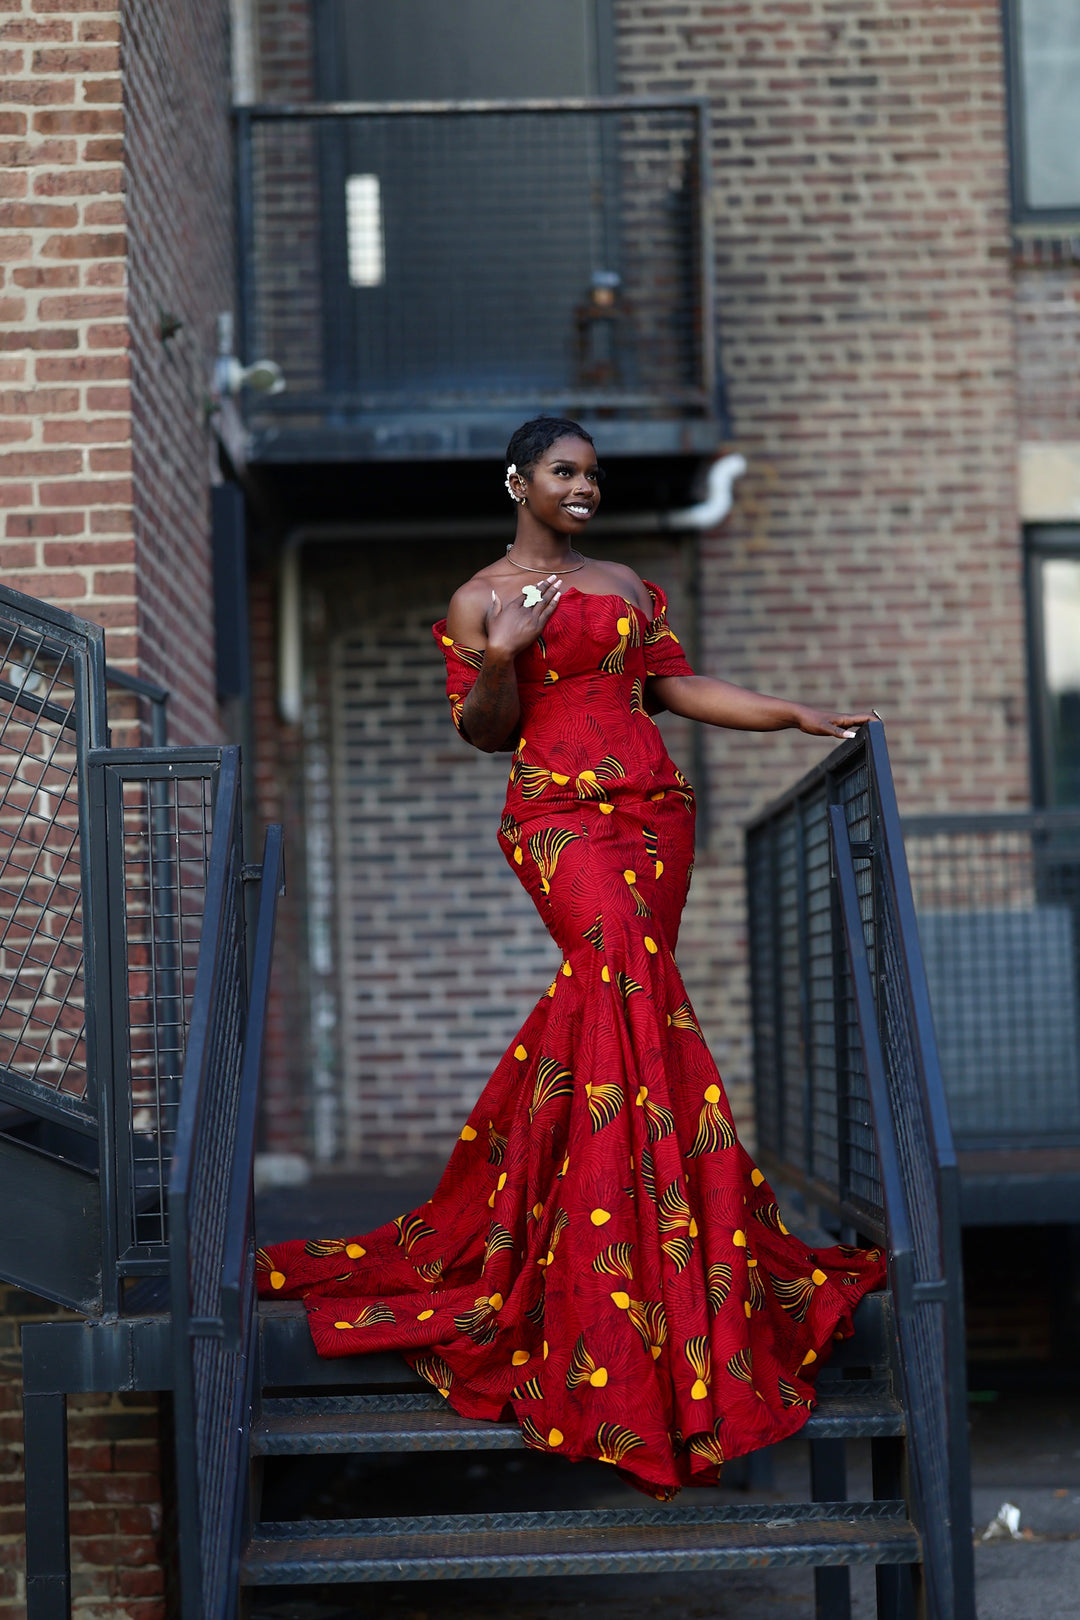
[0,580,974,1619]
[240,1291,920,1595]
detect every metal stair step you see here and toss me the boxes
[240,1500,919,1584]
[256,1290,895,1391]
[251,1382,904,1456]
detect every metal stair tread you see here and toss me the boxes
[251,1383,903,1455]
[240,1500,919,1583]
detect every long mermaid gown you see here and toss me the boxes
[257,582,886,1497]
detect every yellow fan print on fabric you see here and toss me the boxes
[529,1057,574,1122]
[332,1302,395,1332]
[394,1212,436,1253]
[528,827,579,895]
[596,1422,645,1464]
[599,602,642,676]
[688,1083,737,1156]
[627,1299,667,1359]
[567,1333,609,1389]
[689,1419,726,1467]
[658,1182,697,1273]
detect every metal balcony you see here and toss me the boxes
[235,98,724,464]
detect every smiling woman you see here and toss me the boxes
[257,416,885,1499]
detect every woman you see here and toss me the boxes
[257,416,886,1498]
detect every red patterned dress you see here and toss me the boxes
[257,583,886,1496]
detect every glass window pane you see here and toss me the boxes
[1042,557,1080,805]
[1017,0,1080,210]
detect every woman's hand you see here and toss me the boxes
[793,707,873,740]
[484,576,562,663]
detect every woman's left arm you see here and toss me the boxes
[649,674,871,740]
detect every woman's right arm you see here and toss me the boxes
[446,576,562,753]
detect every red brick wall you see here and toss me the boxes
[122,0,234,743]
[0,0,232,746]
[1016,259,1080,442]
[254,0,314,99]
[0,1287,169,1619]
[0,2,137,665]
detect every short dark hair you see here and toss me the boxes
[505,416,595,476]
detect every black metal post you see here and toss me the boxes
[872,1436,917,1620]
[810,1438,851,1620]
[22,1392,70,1620]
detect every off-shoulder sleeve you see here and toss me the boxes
[433,620,485,738]
[641,581,694,679]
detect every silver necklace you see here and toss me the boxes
[505,543,587,574]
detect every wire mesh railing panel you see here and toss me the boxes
[775,811,805,1167]
[837,762,882,1218]
[0,621,91,1109]
[804,792,840,1189]
[746,827,780,1159]
[121,771,216,1253]
[242,102,710,431]
[88,750,225,1268]
[904,814,1080,1145]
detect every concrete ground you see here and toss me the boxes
[252,1177,1080,1619]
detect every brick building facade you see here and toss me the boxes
[0,0,1078,1608]
[246,0,1046,1180]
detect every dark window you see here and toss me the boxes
[314,0,614,100]
[1028,528,1080,806]
[1005,0,1080,221]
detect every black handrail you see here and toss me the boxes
[169,748,247,1620]
[828,804,918,1310]
[104,664,169,746]
[222,821,285,1349]
[829,806,969,1620]
[746,722,975,1620]
[168,747,283,1620]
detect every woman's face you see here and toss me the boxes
[518,436,603,534]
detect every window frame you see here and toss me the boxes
[1003,0,1080,226]
[1026,524,1080,807]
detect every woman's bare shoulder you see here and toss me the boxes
[589,559,652,613]
[444,562,509,645]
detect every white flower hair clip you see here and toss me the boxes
[505,463,525,504]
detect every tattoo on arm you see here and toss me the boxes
[461,657,521,751]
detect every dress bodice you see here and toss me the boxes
[434,582,696,814]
